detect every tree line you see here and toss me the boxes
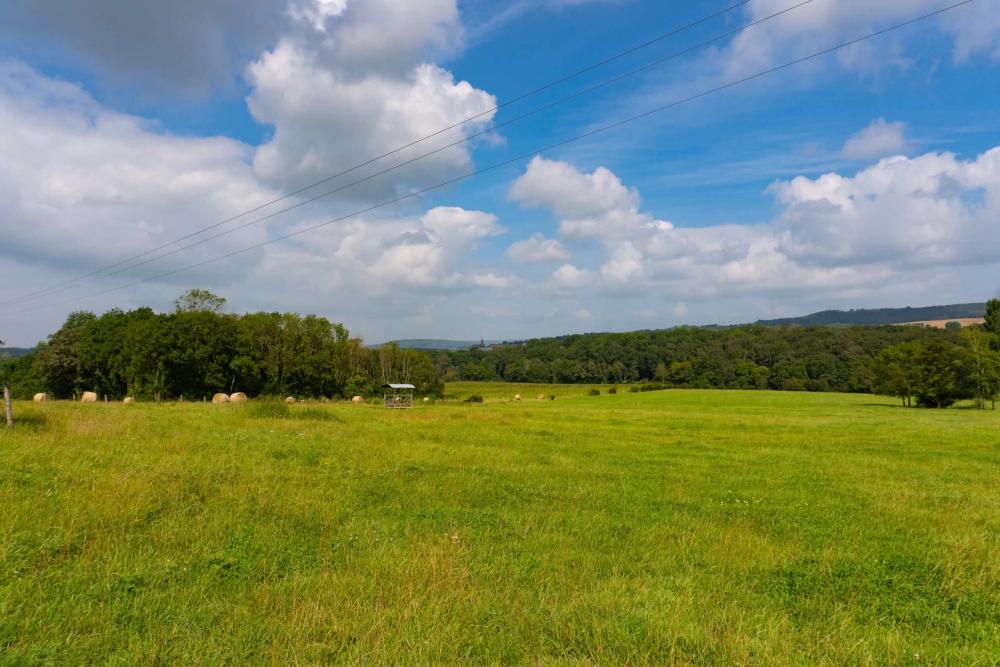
[433,299,1000,408]
[0,290,442,400]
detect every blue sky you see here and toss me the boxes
[1,0,999,346]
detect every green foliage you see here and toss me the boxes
[944,320,962,331]
[464,394,484,403]
[587,388,600,396]
[608,387,617,395]
[173,288,227,313]
[962,328,1000,409]
[986,298,1000,345]
[872,341,920,407]
[0,353,45,399]
[24,296,443,400]
[911,339,970,408]
[435,325,958,394]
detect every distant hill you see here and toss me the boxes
[382,339,506,351]
[0,347,34,360]
[754,303,987,327]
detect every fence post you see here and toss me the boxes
[3,383,12,429]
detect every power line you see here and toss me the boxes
[5,0,757,307]
[5,0,822,307]
[8,0,974,317]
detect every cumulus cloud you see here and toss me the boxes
[270,205,509,293]
[509,150,1000,301]
[247,0,496,200]
[509,156,670,239]
[770,148,1000,268]
[841,118,914,160]
[0,61,275,281]
[0,62,515,345]
[506,233,570,263]
[552,264,593,290]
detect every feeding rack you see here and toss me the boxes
[383,383,415,409]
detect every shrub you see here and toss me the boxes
[608,387,618,394]
[631,382,668,393]
[944,321,962,331]
[588,389,601,396]
[464,395,484,403]
[782,378,808,392]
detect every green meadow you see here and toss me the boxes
[1,385,998,665]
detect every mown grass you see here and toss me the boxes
[0,387,998,665]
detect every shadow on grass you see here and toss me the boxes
[242,400,344,423]
[4,408,49,431]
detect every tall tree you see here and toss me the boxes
[963,328,1000,409]
[985,298,1000,348]
[174,289,227,314]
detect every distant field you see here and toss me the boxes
[1,386,998,664]
[898,318,986,329]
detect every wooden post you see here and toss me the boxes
[3,383,12,429]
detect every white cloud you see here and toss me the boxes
[841,118,914,161]
[942,1,1000,62]
[721,1,1000,78]
[0,61,274,282]
[288,0,348,32]
[0,63,516,345]
[506,233,570,263]
[600,242,644,284]
[247,0,496,201]
[770,148,1000,268]
[551,264,593,290]
[510,150,1000,303]
[509,156,669,239]
[421,206,503,245]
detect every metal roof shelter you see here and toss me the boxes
[382,383,415,409]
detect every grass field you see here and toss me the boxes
[1,386,998,665]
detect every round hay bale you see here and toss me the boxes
[285,396,296,404]
[514,394,522,401]
[351,395,364,404]
[536,394,546,400]
[33,392,48,402]
[211,393,230,404]
[81,391,97,403]
[123,397,135,404]
[423,397,430,403]
[230,392,248,403]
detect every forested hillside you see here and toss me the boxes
[755,303,986,326]
[0,348,34,359]
[435,306,1000,407]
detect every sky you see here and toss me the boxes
[1,0,999,346]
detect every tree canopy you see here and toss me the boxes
[2,300,442,400]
